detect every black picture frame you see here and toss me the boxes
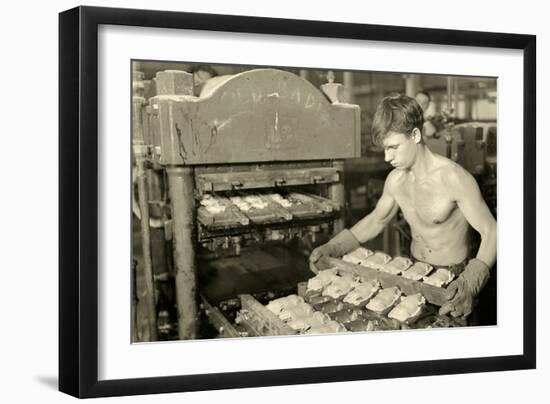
[59,5,536,399]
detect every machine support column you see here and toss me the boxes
[132,66,158,341]
[134,151,158,341]
[166,166,198,339]
[328,160,346,234]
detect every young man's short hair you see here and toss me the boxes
[371,94,424,146]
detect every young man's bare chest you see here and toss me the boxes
[392,172,459,227]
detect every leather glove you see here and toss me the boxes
[439,258,490,318]
[309,229,360,274]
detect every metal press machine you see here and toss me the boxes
[132,65,361,341]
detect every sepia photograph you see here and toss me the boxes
[131,60,498,342]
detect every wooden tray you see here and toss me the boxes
[197,196,250,227]
[325,257,449,306]
[235,294,298,336]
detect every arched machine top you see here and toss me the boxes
[150,68,361,165]
[198,69,330,101]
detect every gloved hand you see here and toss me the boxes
[309,229,360,274]
[439,258,490,318]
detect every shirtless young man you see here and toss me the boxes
[309,95,497,319]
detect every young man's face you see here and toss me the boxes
[382,131,419,170]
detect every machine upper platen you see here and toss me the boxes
[147,68,360,165]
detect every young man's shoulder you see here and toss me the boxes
[432,153,470,178]
[432,154,477,191]
[385,168,408,191]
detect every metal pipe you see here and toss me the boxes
[133,65,158,340]
[404,74,421,97]
[393,217,401,256]
[167,166,199,339]
[328,160,346,234]
[132,259,139,342]
[445,132,453,159]
[447,76,454,112]
[343,72,355,104]
[146,169,163,202]
[454,79,459,116]
[135,151,158,341]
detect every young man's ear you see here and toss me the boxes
[412,127,422,144]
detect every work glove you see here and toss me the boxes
[309,229,360,274]
[439,258,490,318]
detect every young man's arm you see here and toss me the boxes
[450,165,497,267]
[349,174,400,243]
[309,171,399,272]
[440,165,497,317]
